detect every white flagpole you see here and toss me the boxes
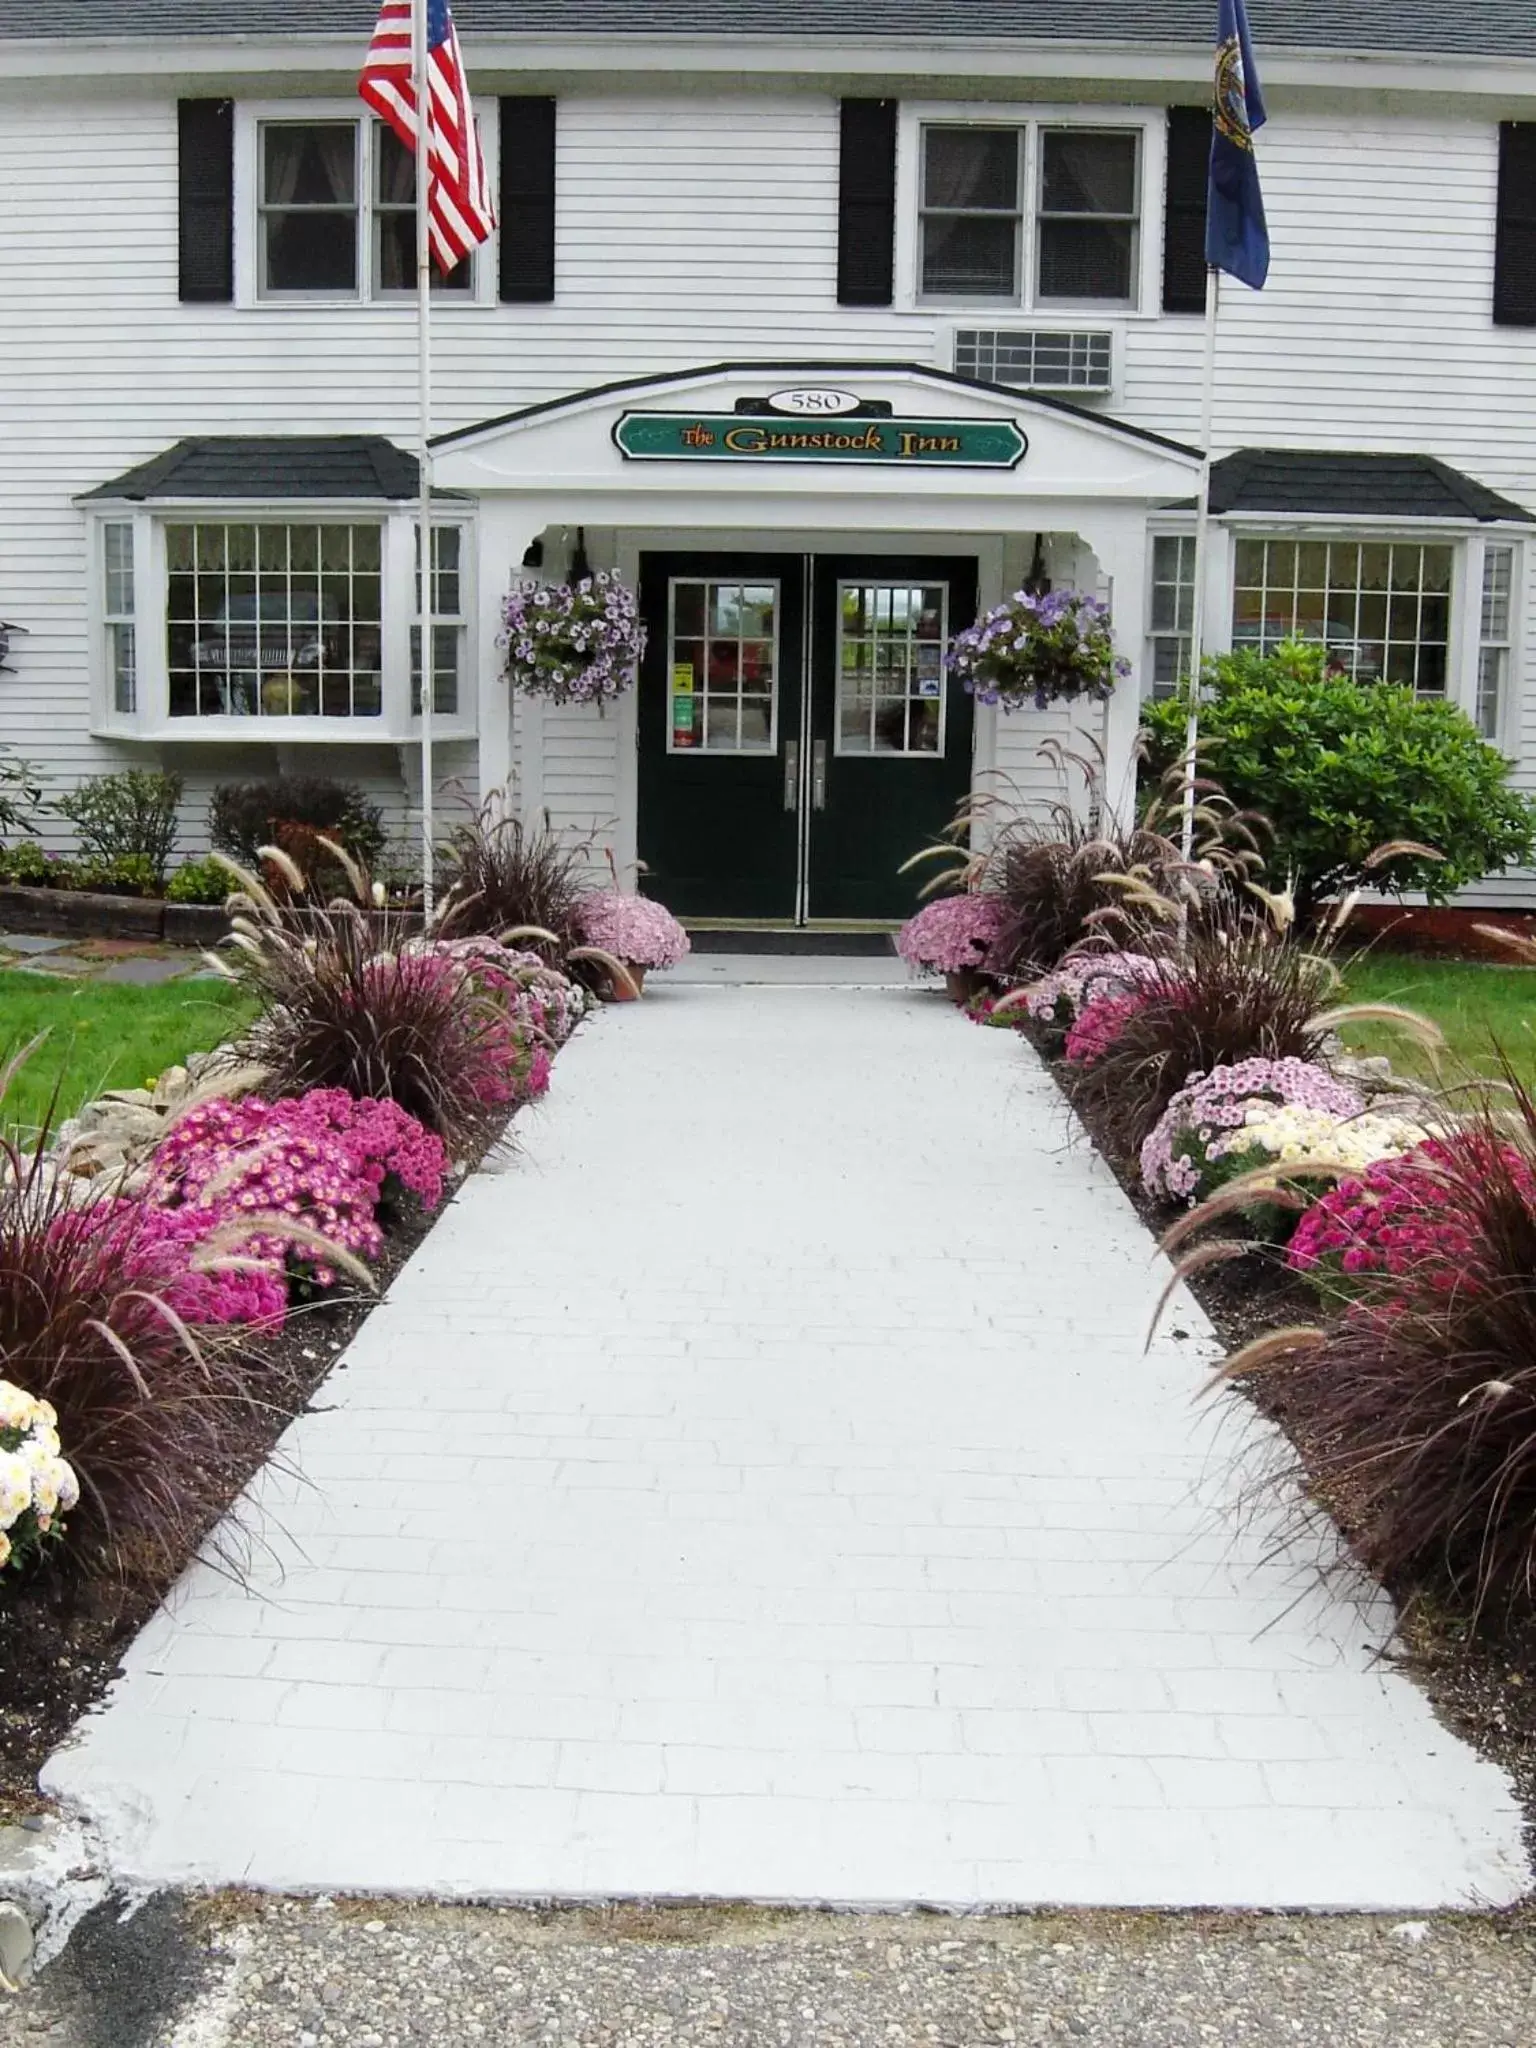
[1179,262,1222,862]
[413,0,435,916]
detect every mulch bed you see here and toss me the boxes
[1003,1006,1536,1869]
[0,1139,495,1822]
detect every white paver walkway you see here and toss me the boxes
[44,981,1528,1908]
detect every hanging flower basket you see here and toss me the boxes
[945,588,1129,712]
[501,570,646,709]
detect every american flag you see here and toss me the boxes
[359,0,496,273]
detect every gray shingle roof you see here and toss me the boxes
[1205,450,1534,523]
[78,437,430,502]
[4,0,1535,56]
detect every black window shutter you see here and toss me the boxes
[1161,105,1211,315]
[837,99,897,307]
[1495,122,1536,327]
[499,97,557,304]
[178,99,234,304]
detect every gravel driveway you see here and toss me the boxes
[7,1900,1536,2047]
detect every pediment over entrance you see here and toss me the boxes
[431,361,1202,503]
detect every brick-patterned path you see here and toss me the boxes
[44,982,1528,1907]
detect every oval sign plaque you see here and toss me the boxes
[766,387,862,417]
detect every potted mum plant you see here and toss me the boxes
[501,570,646,710]
[573,890,691,999]
[946,588,1129,711]
[895,894,1007,1005]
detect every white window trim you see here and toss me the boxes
[87,504,478,744]
[1143,517,1528,727]
[897,101,1165,319]
[233,100,498,309]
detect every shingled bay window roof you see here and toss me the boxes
[77,436,462,504]
[1186,450,1534,525]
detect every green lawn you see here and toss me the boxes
[0,972,258,1137]
[1337,951,1536,1090]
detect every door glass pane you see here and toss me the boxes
[836,582,949,758]
[668,579,778,754]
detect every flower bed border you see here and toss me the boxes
[0,885,230,949]
[985,992,1536,1870]
[0,988,587,1821]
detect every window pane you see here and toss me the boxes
[1041,131,1137,215]
[111,624,136,715]
[671,579,779,754]
[1038,220,1134,300]
[104,522,134,617]
[263,124,355,206]
[1482,546,1514,640]
[1229,535,1460,691]
[375,124,416,206]
[167,522,383,719]
[265,210,357,292]
[375,205,473,293]
[924,128,1019,210]
[922,214,1018,297]
[410,624,460,716]
[837,583,947,758]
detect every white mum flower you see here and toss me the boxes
[0,1451,33,1527]
[0,1381,37,1433]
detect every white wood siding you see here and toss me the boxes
[1,86,1534,894]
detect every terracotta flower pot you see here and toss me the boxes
[944,967,989,1006]
[606,961,647,1001]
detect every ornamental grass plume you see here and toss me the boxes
[0,1060,271,1579]
[895,893,1007,975]
[438,790,590,951]
[1063,885,1442,1156]
[211,846,521,1153]
[1217,1078,1536,1629]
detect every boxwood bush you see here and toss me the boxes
[1141,641,1536,918]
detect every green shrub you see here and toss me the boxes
[166,856,231,906]
[0,841,53,886]
[1141,641,1536,918]
[54,769,182,887]
[77,853,158,898]
[210,778,386,873]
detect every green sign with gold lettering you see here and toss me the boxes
[613,412,1027,470]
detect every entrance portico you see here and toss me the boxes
[433,363,1202,922]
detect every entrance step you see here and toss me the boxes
[685,925,897,956]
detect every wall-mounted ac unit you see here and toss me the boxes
[954,328,1114,395]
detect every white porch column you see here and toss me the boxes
[474,499,564,819]
[1077,510,1151,834]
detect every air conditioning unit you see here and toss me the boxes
[953,328,1114,396]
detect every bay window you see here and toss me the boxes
[91,510,473,741]
[1141,527,1523,739]
[1231,538,1454,693]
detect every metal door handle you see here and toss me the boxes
[783,740,800,811]
[812,739,828,811]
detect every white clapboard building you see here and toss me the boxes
[0,2,1534,921]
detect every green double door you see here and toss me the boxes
[637,552,978,922]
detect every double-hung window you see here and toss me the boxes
[257,118,474,299]
[919,122,1141,307]
[412,526,467,717]
[1478,545,1516,739]
[1148,535,1196,697]
[102,522,137,715]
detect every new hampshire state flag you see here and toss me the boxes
[1206,0,1270,289]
